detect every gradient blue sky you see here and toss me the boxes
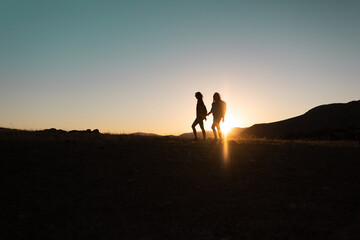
[1,0,359,134]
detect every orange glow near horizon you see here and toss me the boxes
[221,114,240,135]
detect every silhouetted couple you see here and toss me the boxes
[192,92,226,141]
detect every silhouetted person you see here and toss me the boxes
[192,92,207,141]
[208,92,226,140]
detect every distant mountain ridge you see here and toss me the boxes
[242,100,360,140]
[2,100,359,141]
[132,132,161,137]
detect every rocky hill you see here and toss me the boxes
[242,100,360,140]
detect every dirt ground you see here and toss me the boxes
[2,132,360,239]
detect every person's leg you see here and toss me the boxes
[199,120,206,140]
[213,123,220,139]
[213,118,221,140]
[216,123,222,140]
[211,123,217,140]
[192,118,200,140]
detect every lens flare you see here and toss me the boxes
[223,133,229,165]
[221,114,240,135]
[221,114,240,166]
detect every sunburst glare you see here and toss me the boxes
[221,114,240,135]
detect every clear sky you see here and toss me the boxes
[1,0,359,135]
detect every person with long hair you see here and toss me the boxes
[192,92,207,141]
[207,92,226,140]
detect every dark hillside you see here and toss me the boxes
[242,100,360,140]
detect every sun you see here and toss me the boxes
[221,114,240,135]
